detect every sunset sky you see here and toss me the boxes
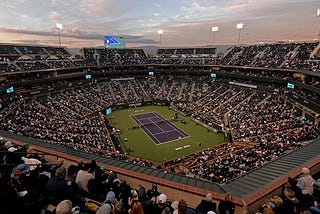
[0,0,319,48]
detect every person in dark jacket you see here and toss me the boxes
[153,193,171,214]
[281,188,299,214]
[178,199,196,214]
[46,166,73,205]
[218,192,235,214]
[196,193,217,214]
[138,186,154,214]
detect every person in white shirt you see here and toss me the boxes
[296,167,320,196]
[75,163,94,193]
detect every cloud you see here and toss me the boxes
[79,0,123,17]
[125,36,157,44]
[0,27,157,45]
[49,11,61,23]
[222,2,247,15]
[181,1,216,12]
[0,0,317,47]
[173,15,181,20]
[1,27,55,37]
[0,26,103,40]
[11,39,43,45]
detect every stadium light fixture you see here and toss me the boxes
[55,23,63,46]
[236,23,244,44]
[158,29,163,46]
[211,26,219,46]
[236,23,244,30]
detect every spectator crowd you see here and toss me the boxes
[1,76,319,184]
[0,138,241,214]
[0,138,320,214]
[0,43,319,213]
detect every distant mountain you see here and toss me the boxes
[69,48,81,55]
[215,45,232,53]
[136,46,159,55]
[69,45,232,56]
[134,45,232,55]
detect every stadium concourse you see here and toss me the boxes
[0,42,320,213]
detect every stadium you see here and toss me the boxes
[1,1,320,214]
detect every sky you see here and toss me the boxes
[0,0,319,48]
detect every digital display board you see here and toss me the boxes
[6,86,14,94]
[106,108,112,115]
[287,83,295,89]
[148,71,154,76]
[85,74,92,79]
[210,73,217,78]
[104,36,125,49]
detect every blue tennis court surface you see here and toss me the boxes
[131,112,189,144]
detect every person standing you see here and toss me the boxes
[297,167,320,196]
[75,163,94,193]
[196,193,217,213]
[218,192,235,214]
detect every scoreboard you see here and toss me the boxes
[104,36,125,49]
[106,107,112,115]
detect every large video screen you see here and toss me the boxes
[104,36,125,49]
[106,107,112,115]
[6,86,14,94]
[287,83,295,89]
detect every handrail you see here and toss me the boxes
[0,151,60,159]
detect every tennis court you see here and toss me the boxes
[131,112,189,144]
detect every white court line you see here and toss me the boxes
[131,116,161,144]
[153,112,189,137]
[131,112,189,144]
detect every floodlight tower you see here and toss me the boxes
[317,8,320,42]
[55,23,63,46]
[211,26,219,46]
[158,29,164,46]
[236,23,244,44]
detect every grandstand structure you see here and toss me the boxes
[0,42,320,213]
